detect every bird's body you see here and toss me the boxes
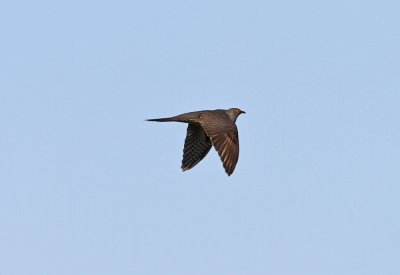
[147,108,245,176]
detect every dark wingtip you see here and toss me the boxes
[225,168,234,176]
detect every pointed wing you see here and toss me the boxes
[199,114,240,176]
[181,123,212,171]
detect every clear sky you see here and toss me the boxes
[1,0,399,274]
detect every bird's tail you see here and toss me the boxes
[146,117,177,122]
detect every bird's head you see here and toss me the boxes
[226,108,246,122]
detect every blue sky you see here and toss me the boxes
[1,0,399,274]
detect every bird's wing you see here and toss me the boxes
[181,123,212,171]
[199,115,240,176]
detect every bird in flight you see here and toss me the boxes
[147,108,245,176]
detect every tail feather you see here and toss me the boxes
[146,117,176,122]
[147,113,194,123]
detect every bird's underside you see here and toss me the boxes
[147,109,244,176]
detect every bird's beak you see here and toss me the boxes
[240,110,246,114]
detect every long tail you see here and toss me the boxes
[146,117,177,122]
[147,113,195,123]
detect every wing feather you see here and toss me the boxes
[181,123,212,171]
[199,116,240,176]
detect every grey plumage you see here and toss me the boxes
[147,108,245,176]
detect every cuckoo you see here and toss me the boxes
[147,108,245,176]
